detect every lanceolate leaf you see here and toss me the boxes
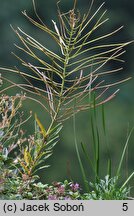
[32,165,50,175]
[24,148,33,166]
[35,113,47,138]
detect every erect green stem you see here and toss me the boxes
[47,26,74,134]
[46,57,68,134]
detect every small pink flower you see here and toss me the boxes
[48,195,58,200]
[70,183,80,191]
[64,196,72,200]
[57,185,65,194]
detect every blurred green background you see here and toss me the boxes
[0,0,134,192]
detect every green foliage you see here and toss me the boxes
[0,176,81,200]
[0,94,29,148]
[0,93,62,181]
[17,116,62,176]
[82,175,130,200]
[116,127,134,177]
[0,93,133,200]
[74,103,134,198]
[0,171,131,200]
[0,0,133,200]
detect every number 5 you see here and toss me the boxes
[122,203,128,211]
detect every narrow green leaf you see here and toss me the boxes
[73,111,89,192]
[24,148,33,166]
[46,137,59,147]
[49,125,63,138]
[32,165,50,174]
[107,159,112,177]
[37,165,50,171]
[81,142,95,174]
[35,113,47,138]
[116,127,134,177]
[102,104,106,135]
[96,128,100,178]
[120,171,134,190]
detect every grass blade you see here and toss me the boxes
[73,111,90,192]
[120,171,134,190]
[116,127,134,177]
[81,142,95,174]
